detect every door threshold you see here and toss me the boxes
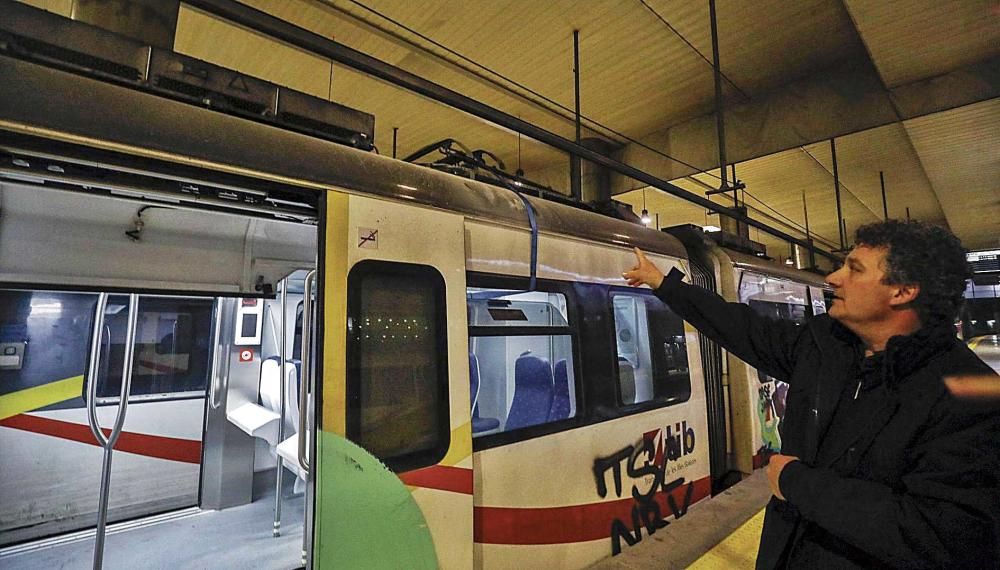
[0,506,204,558]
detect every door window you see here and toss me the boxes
[346,261,449,472]
[96,296,214,401]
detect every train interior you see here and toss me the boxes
[467,288,577,435]
[0,179,319,569]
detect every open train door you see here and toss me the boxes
[313,192,473,569]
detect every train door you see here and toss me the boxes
[0,291,211,547]
[736,271,811,461]
[312,194,473,569]
[0,176,318,569]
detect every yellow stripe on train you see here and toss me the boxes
[0,375,84,421]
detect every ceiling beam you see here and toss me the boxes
[614,55,1000,192]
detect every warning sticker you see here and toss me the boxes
[239,349,254,362]
[358,228,378,249]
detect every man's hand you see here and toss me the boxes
[622,247,665,289]
[766,454,800,501]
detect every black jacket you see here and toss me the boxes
[654,268,1000,569]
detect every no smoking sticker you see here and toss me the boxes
[358,227,378,249]
[239,348,254,362]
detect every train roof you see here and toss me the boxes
[721,248,829,288]
[0,55,687,262]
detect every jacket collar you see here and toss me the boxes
[829,318,957,389]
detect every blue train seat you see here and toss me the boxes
[506,352,553,431]
[547,359,570,421]
[470,352,500,434]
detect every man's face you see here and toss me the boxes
[825,245,899,326]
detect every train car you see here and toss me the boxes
[0,23,840,568]
[0,48,735,569]
[962,249,1000,373]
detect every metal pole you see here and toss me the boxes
[392,127,398,159]
[879,170,888,220]
[570,29,582,202]
[273,279,288,537]
[803,190,815,268]
[709,0,732,205]
[831,138,844,250]
[906,207,911,220]
[184,0,839,262]
[91,293,139,570]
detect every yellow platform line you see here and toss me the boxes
[0,375,84,420]
[688,508,766,569]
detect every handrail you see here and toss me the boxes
[274,279,288,537]
[297,270,316,472]
[86,293,139,570]
[208,302,224,410]
[85,293,110,446]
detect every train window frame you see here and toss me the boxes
[91,295,215,405]
[467,272,585,451]
[607,286,692,411]
[345,260,451,473]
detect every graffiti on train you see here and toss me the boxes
[593,421,697,555]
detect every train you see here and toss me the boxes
[0,6,838,565]
[0,46,842,569]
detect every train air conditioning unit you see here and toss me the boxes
[0,1,375,151]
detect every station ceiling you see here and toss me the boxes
[22,0,1000,255]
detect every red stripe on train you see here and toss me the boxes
[473,476,711,545]
[399,464,474,495]
[0,414,202,464]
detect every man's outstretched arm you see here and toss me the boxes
[623,247,805,382]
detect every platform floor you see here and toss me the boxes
[589,470,772,570]
[0,471,305,570]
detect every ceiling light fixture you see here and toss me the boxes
[640,189,652,226]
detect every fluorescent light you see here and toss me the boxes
[703,225,721,232]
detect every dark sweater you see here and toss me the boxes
[654,268,1000,569]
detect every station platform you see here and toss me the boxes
[589,470,772,570]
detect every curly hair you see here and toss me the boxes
[854,219,970,327]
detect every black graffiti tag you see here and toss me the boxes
[593,428,696,556]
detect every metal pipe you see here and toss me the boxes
[708,0,733,207]
[392,127,398,159]
[86,293,110,448]
[570,29,582,202]
[879,170,888,220]
[92,293,139,570]
[274,280,288,537]
[208,301,224,410]
[298,270,316,472]
[184,0,839,262]
[831,138,844,250]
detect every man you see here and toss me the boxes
[623,220,999,568]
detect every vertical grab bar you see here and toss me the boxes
[85,294,110,447]
[297,270,316,473]
[273,280,288,537]
[208,301,224,410]
[86,293,140,570]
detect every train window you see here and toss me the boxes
[610,290,691,406]
[0,290,96,409]
[467,287,577,436]
[96,296,214,401]
[808,286,828,316]
[738,272,810,324]
[346,261,449,472]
